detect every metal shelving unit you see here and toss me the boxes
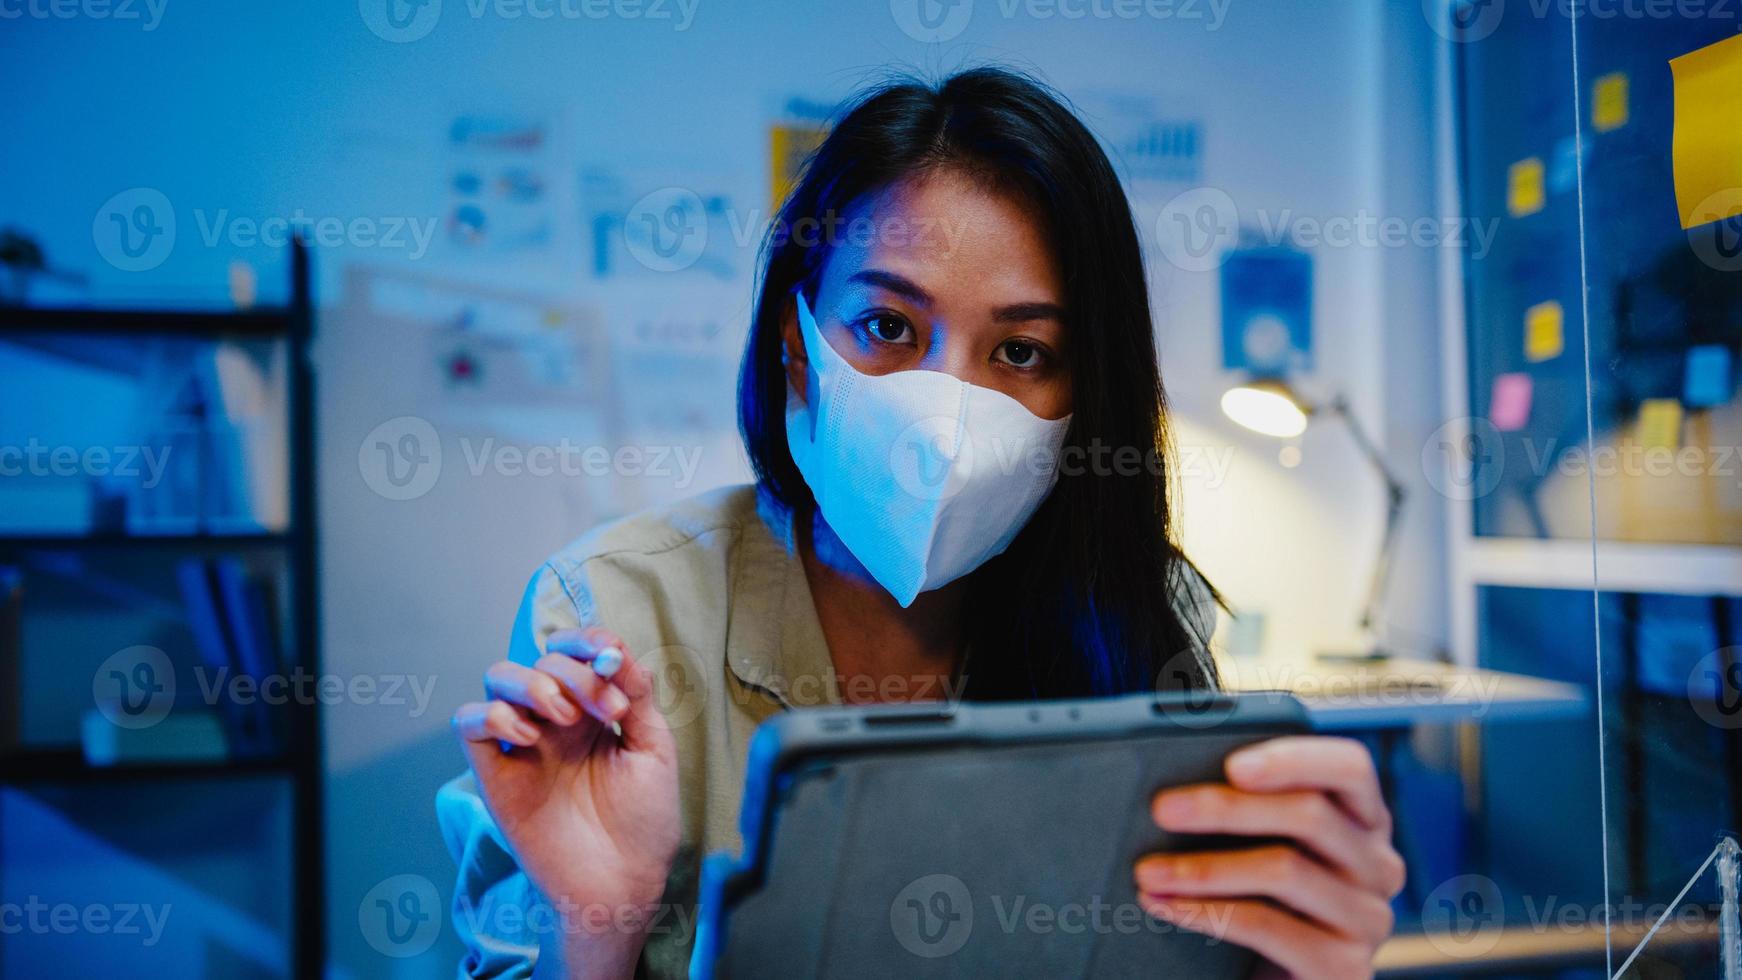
[0,239,322,978]
[1,749,299,785]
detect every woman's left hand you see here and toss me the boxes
[1133,735,1405,980]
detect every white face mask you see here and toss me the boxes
[785,291,1072,607]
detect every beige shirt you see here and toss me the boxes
[436,483,1215,978]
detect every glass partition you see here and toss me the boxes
[1572,9,1742,978]
[1418,4,1617,974]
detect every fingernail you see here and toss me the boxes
[515,721,540,742]
[593,646,625,679]
[551,698,578,723]
[601,685,630,718]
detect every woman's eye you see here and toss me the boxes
[862,315,915,345]
[996,340,1044,368]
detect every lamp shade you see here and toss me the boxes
[1220,380,1310,438]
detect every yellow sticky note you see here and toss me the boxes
[1525,300,1564,362]
[1593,72,1629,133]
[1637,399,1684,449]
[1508,158,1545,217]
[1670,34,1742,229]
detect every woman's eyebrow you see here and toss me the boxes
[992,301,1066,324]
[846,268,932,306]
[847,269,1064,324]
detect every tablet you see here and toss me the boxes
[691,691,1310,979]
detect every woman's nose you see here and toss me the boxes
[918,328,986,385]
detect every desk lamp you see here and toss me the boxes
[1220,379,1407,660]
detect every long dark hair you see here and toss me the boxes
[737,66,1218,700]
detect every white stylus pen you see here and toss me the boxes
[593,645,625,680]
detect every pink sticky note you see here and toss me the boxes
[1490,372,1534,431]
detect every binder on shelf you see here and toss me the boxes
[177,557,285,758]
[213,556,286,755]
[177,558,249,758]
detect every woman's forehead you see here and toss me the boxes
[819,172,1064,305]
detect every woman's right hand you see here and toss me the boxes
[453,627,682,980]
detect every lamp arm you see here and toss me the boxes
[1326,396,1408,636]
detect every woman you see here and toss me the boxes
[439,67,1404,979]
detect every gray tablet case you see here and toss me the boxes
[692,691,1310,979]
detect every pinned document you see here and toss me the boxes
[770,122,828,211]
[1490,373,1534,432]
[1637,399,1684,450]
[1525,300,1564,362]
[1670,34,1742,229]
[1593,73,1629,133]
[1508,157,1545,217]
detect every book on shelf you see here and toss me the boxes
[212,555,287,753]
[174,557,285,759]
